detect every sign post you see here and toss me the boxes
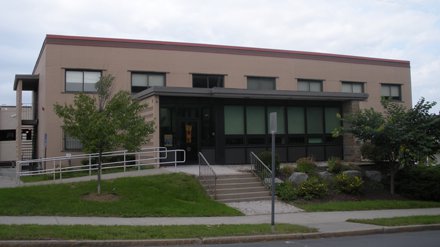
[269,112,277,231]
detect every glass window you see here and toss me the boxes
[341,81,364,93]
[325,107,340,133]
[64,133,82,151]
[307,107,323,134]
[131,72,165,93]
[298,79,323,92]
[224,106,244,134]
[0,129,16,141]
[192,74,224,88]
[247,77,276,90]
[246,106,265,134]
[287,107,305,134]
[381,84,402,101]
[66,70,101,92]
[267,106,285,134]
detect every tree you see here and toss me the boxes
[54,74,155,194]
[334,98,440,194]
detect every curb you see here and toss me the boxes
[1,224,440,247]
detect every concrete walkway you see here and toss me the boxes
[1,208,440,233]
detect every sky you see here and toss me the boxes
[1,0,439,112]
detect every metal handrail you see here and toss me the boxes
[250,152,273,189]
[198,152,217,199]
[16,147,186,182]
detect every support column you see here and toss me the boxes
[16,80,22,161]
[342,101,362,161]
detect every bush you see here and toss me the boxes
[258,151,280,173]
[327,157,348,174]
[335,173,364,195]
[297,177,328,200]
[295,157,317,175]
[396,165,440,201]
[276,182,297,201]
[279,165,295,179]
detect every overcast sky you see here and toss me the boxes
[1,0,439,112]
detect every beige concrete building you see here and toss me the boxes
[13,34,411,164]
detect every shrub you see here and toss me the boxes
[395,165,440,201]
[279,165,295,179]
[335,173,364,195]
[296,177,328,200]
[258,151,280,173]
[276,182,297,201]
[327,157,347,174]
[295,157,317,175]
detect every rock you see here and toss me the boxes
[264,177,283,186]
[288,172,309,185]
[342,170,362,178]
[318,171,333,182]
[365,170,382,182]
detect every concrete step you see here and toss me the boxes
[216,186,268,195]
[216,191,270,201]
[216,177,260,184]
[218,196,273,203]
[216,181,263,189]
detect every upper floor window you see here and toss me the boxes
[193,74,224,88]
[247,76,276,90]
[341,81,364,93]
[131,72,165,93]
[381,84,402,101]
[298,79,323,92]
[65,70,101,92]
[0,129,15,141]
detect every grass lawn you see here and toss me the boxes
[295,200,440,212]
[0,173,242,217]
[348,215,440,226]
[0,224,316,240]
[20,165,153,183]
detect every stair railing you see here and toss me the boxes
[198,152,217,199]
[250,152,273,189]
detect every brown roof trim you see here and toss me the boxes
[32,34,410,73]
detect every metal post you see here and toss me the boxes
[269,112,277,231]
[123,151,126,172]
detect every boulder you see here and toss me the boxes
[288,172,309,185]
[365,170,382,182]
[318,171,334,182]
[264,177,283,186]
[342,170,362,178]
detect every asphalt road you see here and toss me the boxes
[184,230,440,247]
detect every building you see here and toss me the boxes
[13,35,411,165]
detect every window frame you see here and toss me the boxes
[192,74,224,88]
[246,76,276,90]
[297,79,323,92]
[131,71,166,93]
[64,132,83,151]
[65,69,102,93]
[381,83,402,101]
[341,81,365,93]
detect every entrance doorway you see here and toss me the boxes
[181,121,198,163]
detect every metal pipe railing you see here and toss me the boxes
[250,152,273,189]
[198,152,216,199]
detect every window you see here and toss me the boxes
[224,106,244,135]
[298,79,323,92]
[381,84,402,101]
[246,106,265,134]
[192,74,224,88]
[131,72,165,93]
[287,107,305,134]
[247,77,276,90]
[342,81,364,93]
[65,70,101,92]
[307,107,323,134]
[325,107,340,133]
[64,133,82,151]
[0,129,15,141]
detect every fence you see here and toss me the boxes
[198,152,217,199]
[16,147,186,181]
[250,152,273,189]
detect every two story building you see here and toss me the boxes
[14,35,411,165]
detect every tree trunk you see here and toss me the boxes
[97,151,102,194]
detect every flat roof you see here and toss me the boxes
[135,86,369,102]
[13,74,39,91]
[33,34,410,73]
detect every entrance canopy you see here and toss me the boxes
[13,74,39,91]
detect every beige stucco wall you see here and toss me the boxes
[35,42,411,158]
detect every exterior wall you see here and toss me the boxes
[342,101,362,161]
[139,95,160,149]
[0,106,17,162]
[27,36,411,161]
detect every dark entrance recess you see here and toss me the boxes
[181,120,198,163]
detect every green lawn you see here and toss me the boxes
[0,224,316,240]
[295,200,440,212]
[0,173,242,217]
[348,215,440,226]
